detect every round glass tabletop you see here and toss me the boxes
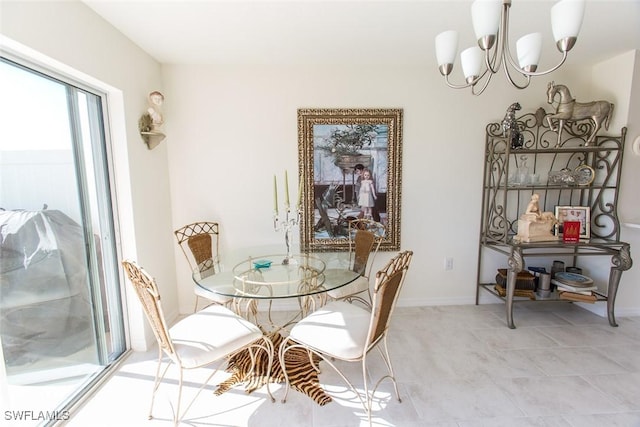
[193,253,359,300]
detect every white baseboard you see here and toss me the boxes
[179,296,640,318]
[574,302,640,318]
[395,294,502,307]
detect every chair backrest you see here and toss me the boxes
[348,219,385,277]
[121,260,176,358]
[366,250,413,350]
[174,222,220,273]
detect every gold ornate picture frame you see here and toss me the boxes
[297,108,402,252]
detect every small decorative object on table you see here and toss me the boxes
[252,259,273,270]
[554,206,590,239]
[573,164,595,185]
[548,165,595,186]
[501,102,523,149]
[273,170,300,264]
[562,221,581,242]
[514,194,559,243]
[548,168,577,186]
[546,82,614,147]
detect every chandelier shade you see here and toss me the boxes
[461,46,483,81]
[516,33,542,71]
[471,0,501,42]
[435,30,459,69]
[551,0,586,42]
[435,0,586,95]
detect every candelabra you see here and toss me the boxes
[273,206,300,264]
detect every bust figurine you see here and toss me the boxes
[515,194,558,242]
[147,91,164,132]
[139,91,166,149]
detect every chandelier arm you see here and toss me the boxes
[502,61,531,90]
[517,51,569,77]
[484,39,501,75]
[499,3,529,89]
[443,74,476,89]
[501,25,570,78]
[500,49,531,90]
[499,0,568,83]
[471,70,494,96]
[443,65,492,90]
[486,0,510,75]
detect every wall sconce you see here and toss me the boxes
[138,90,165,149]
[633,135,640,156]
[435,0,585,95]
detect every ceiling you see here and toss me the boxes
[83,0,640,69]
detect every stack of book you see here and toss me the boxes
[493,283,536,300]
[552,271,598,303]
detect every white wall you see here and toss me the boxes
[2,2,639,348]
[1,1,174,350]
[599,50,640,314]
[163,61,640,316]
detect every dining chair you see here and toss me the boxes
[279,250,413,424]
[121,260,274,426]
[174,221,233,312]
[326,218,385,308]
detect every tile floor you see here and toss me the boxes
[64,303,640,427]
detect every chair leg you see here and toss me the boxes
[278,336,292,403]
[362,358,372,424]
[173,368,184,427]
[377,337,401,403]
[279,339,369,414]
[150,347,171,420]
[260,336,276,403]
[174,362,230,424]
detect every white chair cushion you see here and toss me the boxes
[170,305,262,368]
[288,301,370,360]
[326,275,369,299]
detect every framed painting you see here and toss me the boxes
[297,108,403,252]
[555,206,591,239]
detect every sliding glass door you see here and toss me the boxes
[0,57,126,426]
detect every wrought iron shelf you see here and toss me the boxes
[476,107,631,329]
[490,145,622,155]
[484,184,619,191]
[479,283,608,303]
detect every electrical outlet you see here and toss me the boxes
[444,257,454,271]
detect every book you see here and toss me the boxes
[551,279,597,292]
[554,285,593,295]
[559,291,597,303]
[494,284,536,300]
[562,220,581,242]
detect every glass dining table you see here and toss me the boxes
[191,250,360,331]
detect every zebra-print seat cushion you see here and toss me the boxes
[214,331,332,406]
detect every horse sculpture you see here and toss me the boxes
[546,82,614,146]
[502,102,523,149]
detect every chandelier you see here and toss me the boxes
[435,0,585,95]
